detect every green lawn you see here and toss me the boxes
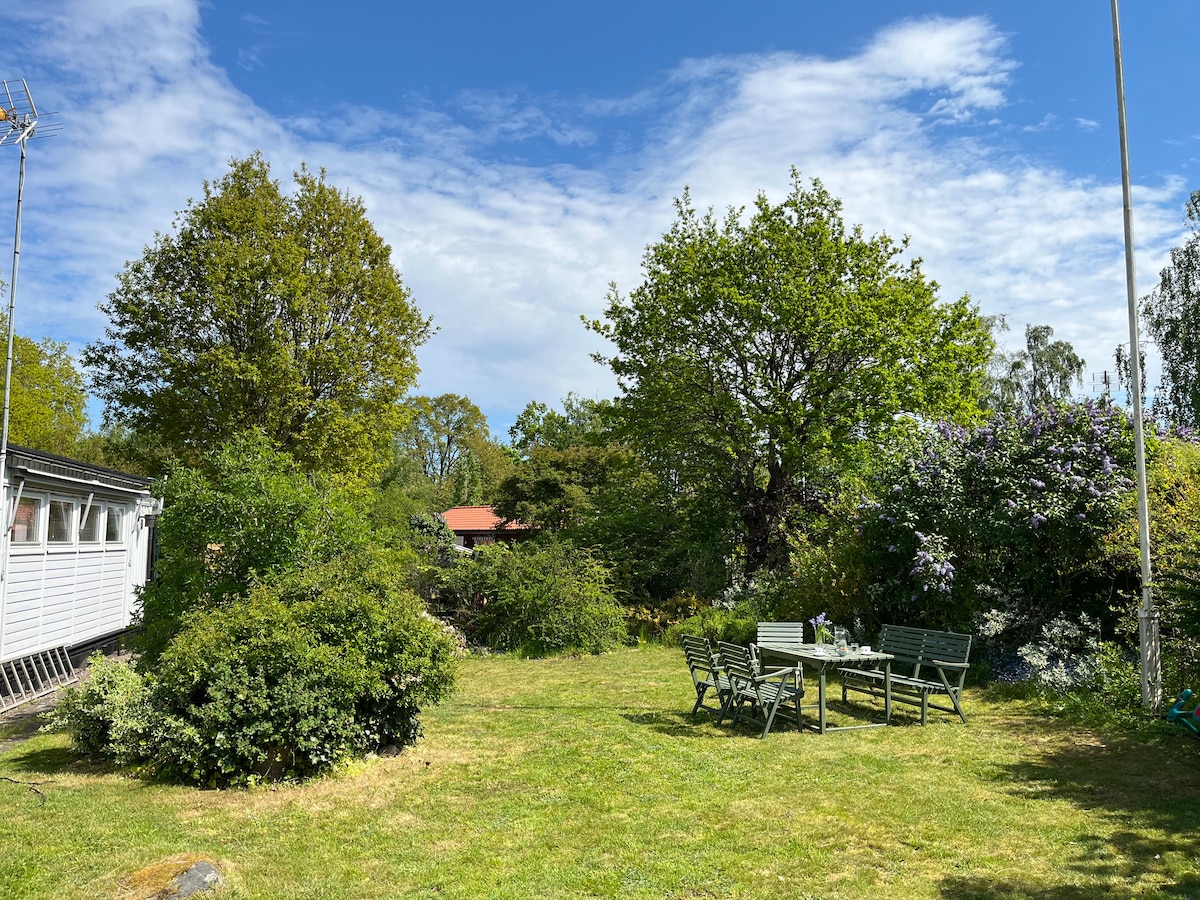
[2,645,1199,899]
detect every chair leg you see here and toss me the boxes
[921,692,929,726]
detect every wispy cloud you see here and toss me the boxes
[1074,117,1101,132]
[0,2,1189,432]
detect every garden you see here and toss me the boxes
[3,647,1200,899]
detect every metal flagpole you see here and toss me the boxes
[1109,0,1160,709]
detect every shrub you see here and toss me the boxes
[442,539,626,655]
[665,605,757,648]
[44,653,154,766]
[137,430,371,664]
[150,550,460,786]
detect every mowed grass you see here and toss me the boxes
[2,645,1199,899]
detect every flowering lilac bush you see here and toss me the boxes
[859,400,1136,652]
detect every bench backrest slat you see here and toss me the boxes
[877,625,971,680]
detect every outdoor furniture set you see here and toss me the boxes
[683,622,972,738]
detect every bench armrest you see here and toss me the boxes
[928,659,969,670]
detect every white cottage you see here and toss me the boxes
[0,445,158,711]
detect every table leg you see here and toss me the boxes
[818,665,827,734]
[884,660,892,724]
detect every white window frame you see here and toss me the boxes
[46,496,78,548]
[10,495,42,546]
[105,504,127,545]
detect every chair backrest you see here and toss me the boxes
[757,621,805,646]
[716,641,756,683]
[682,634,717,675]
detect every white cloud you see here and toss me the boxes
[0,2,1190,435]
[1074,117,1101,131]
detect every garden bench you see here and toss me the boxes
[681,635,733,721]
[718,640,804,738]
[839,625,972,725]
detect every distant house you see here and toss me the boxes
[1,445,159,712]
[441,505,530,550]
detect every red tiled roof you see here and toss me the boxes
[442,505,529,533]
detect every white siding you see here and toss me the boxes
[1,498,151,663]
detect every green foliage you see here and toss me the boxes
[440,540,626,655]
[386,393,515,512]
[43,653,154,766]
[664,605,757,648]
[859,401,1136,655]
[1,319,89,456]
[150,550,459,786]
[1107,437,1200,691]
[52,552,459,786]
[1141,190,1200,427]
[508,394,614,455]
[494,443,727,604]
[985,321,1085,412]
[589,171,993,575]
[136,430,369,664]
[84,153,430,477]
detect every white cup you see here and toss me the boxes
[860,646,871,653]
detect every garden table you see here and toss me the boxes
[755,643,893,734]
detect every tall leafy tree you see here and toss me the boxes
[2,324,89,456]
[399,394,489,487]
[986,321,1085,411]
[588,173,992,575]
[508,393,613,455]
[1141,190,1200,426]
[83,153,430,477]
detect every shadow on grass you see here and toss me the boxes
[620,709,750,738]
[939,725,1200,898]
[940,872,1200,898]
[0,742,117,778]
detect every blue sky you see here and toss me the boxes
[1,1,1198,438]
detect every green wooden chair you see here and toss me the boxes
[717,640,804,738]
[681,634,733,721]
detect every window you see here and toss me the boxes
[80,504,101,542]
[48,500,74,544]
[11,497,40,544]
[105,507,124,543]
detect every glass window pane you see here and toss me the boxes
[80,505,101,542]
[12,497,40,544]
[48,500,73,543]
[105,507,124,543]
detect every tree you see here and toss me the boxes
[1141,190,1200,427]
[985,320,1085,411]
[83,154,430,477]
[399,394,489,487]
[136,429,369,663]
[588,173,993,575]
[508,393,613,455]
[2,322,88,455]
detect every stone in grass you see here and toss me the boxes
[118,854,222,899]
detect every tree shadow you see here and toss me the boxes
[0,742,115,777]
[938,724,1200,897]
[620,709,744,739]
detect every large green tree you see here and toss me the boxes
[985,321,1085,411]
[1141,190,1200,427]
[588,173,993,575]
[83,153,430,477]
[2,323,89,455]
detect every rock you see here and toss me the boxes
[169,861,222,898]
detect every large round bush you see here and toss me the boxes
[150,549,459,786]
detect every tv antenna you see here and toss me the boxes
[0,79,59,498]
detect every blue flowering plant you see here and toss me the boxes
[809,612,832,644]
